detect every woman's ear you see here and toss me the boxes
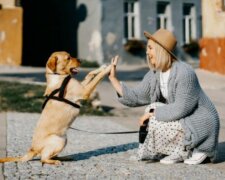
[47,56,58,73]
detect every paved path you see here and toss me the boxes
[0,113,6,180]
[2,113,225,179]
[0,64,225,179]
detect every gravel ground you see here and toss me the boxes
[3,112,225,180]
[1,64,225,179]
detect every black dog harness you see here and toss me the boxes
[42,75,81,110]
[42,74,138,135]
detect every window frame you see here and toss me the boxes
[156,2,171,30]
[182,3,197,44]
[123,0,140,42]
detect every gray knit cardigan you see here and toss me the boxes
[118,60,220,161]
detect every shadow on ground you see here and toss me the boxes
[56,141,225,163]
[55,142,138,162]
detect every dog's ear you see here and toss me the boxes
[47,56,58,73]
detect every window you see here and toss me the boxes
[183,3,196,44]
[124,0,140,40]
[157,2,171,30]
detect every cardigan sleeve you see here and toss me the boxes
[117,71,152,107]
[155,69,200,122]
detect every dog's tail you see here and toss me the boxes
[0,149,37,163]
[0,157,22,163]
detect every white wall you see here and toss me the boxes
[77,0,103,64]
[202,0,225,38]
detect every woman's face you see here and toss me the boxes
[146,40,157,67]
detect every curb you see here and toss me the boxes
[0,112,7,180]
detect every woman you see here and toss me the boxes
[108,28,220,165]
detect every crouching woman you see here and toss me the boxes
[108,29,220,165]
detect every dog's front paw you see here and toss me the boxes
[104,64,112,74]
[100,64,107,69]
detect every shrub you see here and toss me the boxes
[81,60,100,68]
[182,40,200,57]
[124,39,146,54]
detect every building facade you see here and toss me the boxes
[77,0,201,65]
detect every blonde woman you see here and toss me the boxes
[108,29,220,165]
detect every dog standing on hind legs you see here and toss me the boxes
[0,51,112,165]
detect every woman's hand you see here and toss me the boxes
[108,55,123,96]
[139,113,154,126]
[109,55,119,80]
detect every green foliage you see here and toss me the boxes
[0,81,45,113]
[182,40,200,58]
[80,100,113,116]
[0,81,111,116]
[80,60,100,68]
[124,39,146,54]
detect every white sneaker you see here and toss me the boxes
[184,151,207,165]
[160,155,183,164]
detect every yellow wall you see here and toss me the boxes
[0,8,22,65]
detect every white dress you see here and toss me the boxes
[137,70,189,160]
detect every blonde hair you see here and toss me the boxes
[147,40,176,72]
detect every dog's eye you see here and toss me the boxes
[67,56,70,60]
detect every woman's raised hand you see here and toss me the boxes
[108,55,123,96]
[109,55,119,80]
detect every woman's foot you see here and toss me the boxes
[184,150,207,165]
[160,154,183,164]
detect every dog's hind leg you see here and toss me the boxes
[40,135,66,165]
[20,149,37,162]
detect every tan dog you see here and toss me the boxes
[0,51,111,165]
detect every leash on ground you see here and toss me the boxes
[69,127,138,134]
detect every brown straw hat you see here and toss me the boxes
[144,28,177,59]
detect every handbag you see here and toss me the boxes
[139,108,154,144]
[139,119,149,143]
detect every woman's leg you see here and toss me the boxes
[136,102,188,163]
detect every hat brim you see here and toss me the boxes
[144,31,177,60]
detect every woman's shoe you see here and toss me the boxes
[184,151,207,165]
[160,154,183,164]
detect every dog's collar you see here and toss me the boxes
[42,75,81,109]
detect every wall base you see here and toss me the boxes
[199,38,225,75]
